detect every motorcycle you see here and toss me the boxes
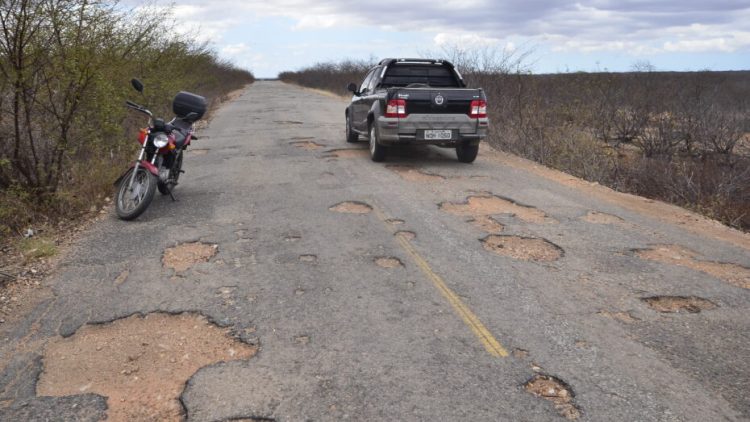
[114,79,207,220]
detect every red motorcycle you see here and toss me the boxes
[114,79,206,220]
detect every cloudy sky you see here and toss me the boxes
[135,1,750,77]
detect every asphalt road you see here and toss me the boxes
[1,81,749,421]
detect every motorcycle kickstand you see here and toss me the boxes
[166,185,177,202]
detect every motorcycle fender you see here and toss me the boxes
[112,161,159,186]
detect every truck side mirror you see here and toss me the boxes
[347,82,358,94]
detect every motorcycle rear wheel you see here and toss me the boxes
[116,167,157,220]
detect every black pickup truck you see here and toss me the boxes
[345,58,488,162]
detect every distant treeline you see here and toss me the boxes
[0,0,255,237]
[280,57,750,230]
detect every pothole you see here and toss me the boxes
[290,141,325,150]
[481,235,563,262]
[524,374,581,420]
[299,254,317,263]
[635,244,750,289]
[386,165,445,182]
[440,195,550,224]
[642,296,717,313]
[467,216,505,233]
[326,148,369,159]
[395,231,416,241]
[375,257,404,269]
[114,270,129,286]
[37,313,257,422]
[582,211,625,225]
[597,310,639,323]
[386,219,405,226]
[163,243,218,272]
[512,348,530,359]
[329,201,372,214]
[274,120,303,125]
[187,148,209,156]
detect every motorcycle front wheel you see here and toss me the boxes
[116,167,157,220]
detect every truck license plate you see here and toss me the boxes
[424,130,452,140]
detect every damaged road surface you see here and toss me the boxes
[2,81,749,421]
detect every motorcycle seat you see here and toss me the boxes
[170,118,193,149]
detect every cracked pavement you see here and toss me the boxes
[1,81,749,421]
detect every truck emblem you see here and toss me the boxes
[434,95,444,105]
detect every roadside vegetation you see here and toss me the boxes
[279,49,750,231]
[0,0,255,242]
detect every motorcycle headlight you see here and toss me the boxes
[153,132,169,148]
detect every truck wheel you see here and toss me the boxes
[456,143,479,163]
[369,124,387,162]
[346,113,358,143]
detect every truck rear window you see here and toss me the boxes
[381,65,460,88]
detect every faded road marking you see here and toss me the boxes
[372,205,509,358]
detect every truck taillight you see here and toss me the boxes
[469,100,487,118]
[385,99,407,118]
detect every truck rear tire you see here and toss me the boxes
[369,125,387,162]
[456,143,479,163]
[346,113,358,143]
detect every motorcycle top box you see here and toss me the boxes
[173,91,207,122]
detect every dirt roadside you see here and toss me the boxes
[478,143,750,251]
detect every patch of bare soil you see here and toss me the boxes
[386,165,445,182]
[395,231,416,241]
[375,257,404,268]
[524,374,581,420]
[290,140,325,150]
[440,195,550,224]
[386,219,405,226]
[329,201,372,214]
[635,244,750,289]
[479,144,750,250]
[468,216,505,233]
[581,211,626,226]
[481,235,563,262]
[36,313,256,422]
[597,310,639,324]
[642,296,717,313]
[326,148,369,159]
[163,242,218,273]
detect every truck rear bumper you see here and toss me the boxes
[376,114,488,146]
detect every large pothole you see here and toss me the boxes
[329,201,372,214]
[37,313,257,422]
[642,296,717,313]
[326,148,369,159]
[524,374,580,420]
[163,242,218,272]
[481,235,563,262]
[440,195,550,224]
[386,165,445,182]
[635,244,750,289]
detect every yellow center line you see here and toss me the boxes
[373,206,509,358]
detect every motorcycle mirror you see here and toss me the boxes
[131,78,144,93]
